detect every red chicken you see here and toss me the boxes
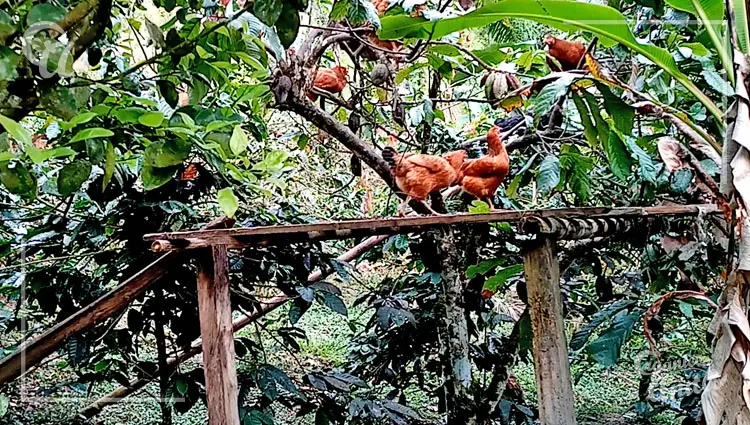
[308,66,348,101]
[382,147,459,215]
[543,35,587,71]
[444,150,468,176]
[456,126,509,210]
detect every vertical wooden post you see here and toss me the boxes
[523,237,576,425]
[196,245,239,425]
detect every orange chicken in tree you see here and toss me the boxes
[543,34,587,71]
[308,66,348,101]
[456,126,510,210]
[382,147,463,215]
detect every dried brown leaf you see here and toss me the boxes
[658,137,688,171]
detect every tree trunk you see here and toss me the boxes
[433,228,476,425]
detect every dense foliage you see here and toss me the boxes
[0,0,740,423]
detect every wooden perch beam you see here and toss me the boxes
[145,204,720,250]
[0,217,234,387]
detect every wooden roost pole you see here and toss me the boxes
[196,245,240,425]
[523,236,576,425]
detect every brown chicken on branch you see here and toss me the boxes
[543,34,587,71]
[307,66,348,101]
[456,125,509,210]
[382,147,463,215]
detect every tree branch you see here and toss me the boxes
[283,98,431,214]
[477,308,525,420]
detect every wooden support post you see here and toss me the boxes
[523,237,576,425]
[196,245,239,425]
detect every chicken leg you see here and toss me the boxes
[397,197,442,216]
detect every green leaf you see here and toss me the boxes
[176,379,188,396]
[144,140,191,168]
[665,0,732,82]
[702,69,734,97]
[27,4,66,25]
[230,125,249,156]
[680,42,709,57]
[254,0,284,26]
[596,83,634,135]
[289,299,311,325]
[157,80,179,108]
[115,107,147,124]
[678,300,694,319]
[58,160,92,196]
[67,112,98,129]
[604,131,633,181]
[572,92,597,147]
[731,0,750,54]
[467,259,505,279]
[43,147,76,160]
[671,168,693,193]
[141,163,176,190]
[0,11,14,40]
[378,0,722,121]
[532,74,576,122]
[319,292,348,316]
[254,364,299,400]
[103,141,115,191]
[582,91,610,144]
[276,3,300,48]
[396,62,428,84]
[382,400,420,420]
[205,121,233,133]
[482,265,524,294]
[86,139,106,164]
[138,111,165,127]
[94,359,111,372]
[625,138,658,183]
[468,200,491,214]
[570,299,635,351]
[217,187,239,218]
[245,410,275,425]
[39,86,90,121]
[0,114,31,147]
[70,128,114,143]
[587,310,640,367]
[537,155,560,194]
[0,46,20,81]
[559,145,593,203]
[0,161,36,198]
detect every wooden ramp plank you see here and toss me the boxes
[0,217,233,387]
[0,253,177,385]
